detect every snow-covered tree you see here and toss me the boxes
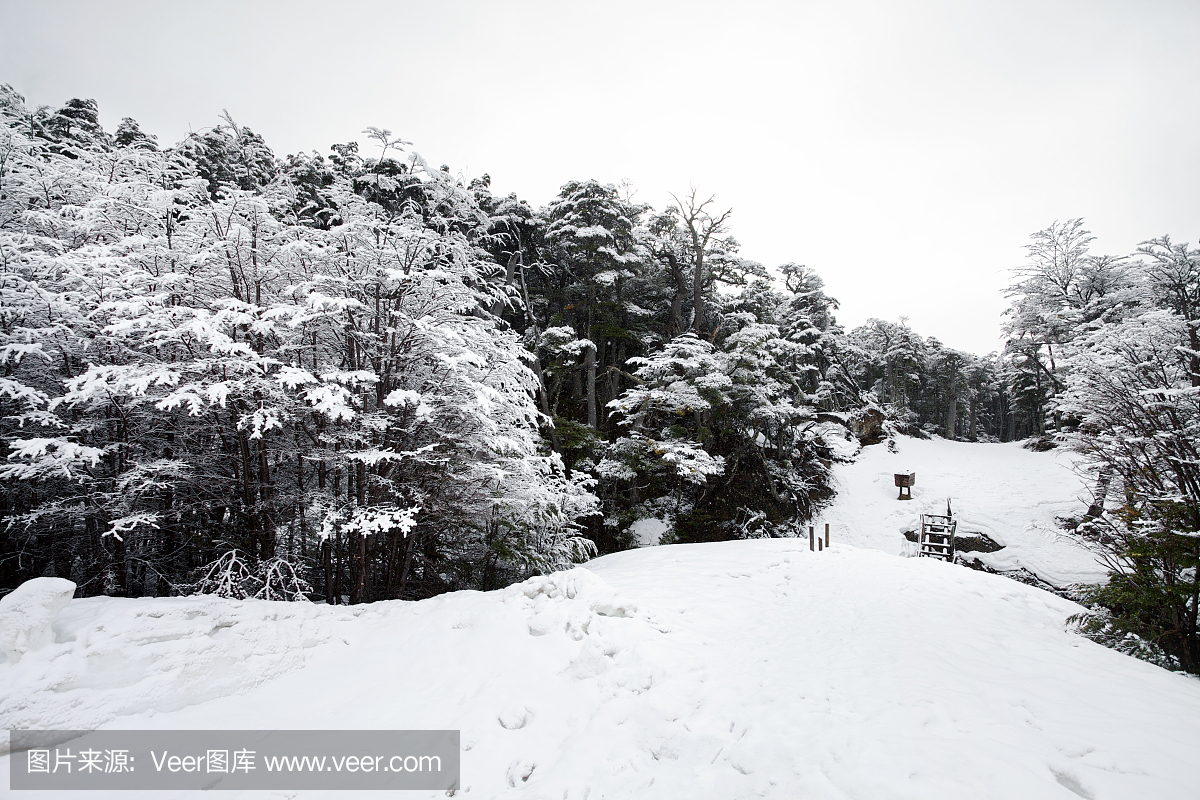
[542,180,646,430]
[0,91,599,602]
[1062,307,1200,671]
[1002,219,1142,437]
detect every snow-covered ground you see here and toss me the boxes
[822,435,1107,586]
[4,438,1195,799]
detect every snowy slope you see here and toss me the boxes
[4,539,1200,799]
[821,435,1107,586]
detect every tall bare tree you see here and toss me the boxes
[671,188,733,334]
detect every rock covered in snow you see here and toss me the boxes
[0,577,75,663]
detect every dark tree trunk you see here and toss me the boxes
[322,538,335,604]
[1085,467,1113,520]
[257,442,273,560]
[667,253,688,336]
[349,532,368,604]
[586,282,598,429]
[332,531,343,602]
[396,532,417,600]
[490,252,520,317]
[585,344,598,430]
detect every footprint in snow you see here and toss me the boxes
[498,705,531,730]
[505,759,536,786]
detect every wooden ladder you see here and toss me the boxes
[919,513,957,562]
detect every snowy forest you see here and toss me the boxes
[0,87,1196,669]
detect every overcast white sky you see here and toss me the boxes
[2,0,1197,355]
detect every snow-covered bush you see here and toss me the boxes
[191,550,313,602]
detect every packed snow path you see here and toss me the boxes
[4,541,1199,799]
[822,436,1108,586]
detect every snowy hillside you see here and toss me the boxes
[822,435,1107,587]
[4,540,1200,796]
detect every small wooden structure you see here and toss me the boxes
[809,524,832,551]
[894,472,916,500]
[918,513,957,561]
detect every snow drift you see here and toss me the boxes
[0,578,75,664]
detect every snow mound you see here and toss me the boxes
[0,594,362,749]
[0,578,75,664]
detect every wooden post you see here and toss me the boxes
[809,526,814,551]
[825,523,830,548]
[818,537,823,552]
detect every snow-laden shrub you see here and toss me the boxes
[191,550,312,602]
